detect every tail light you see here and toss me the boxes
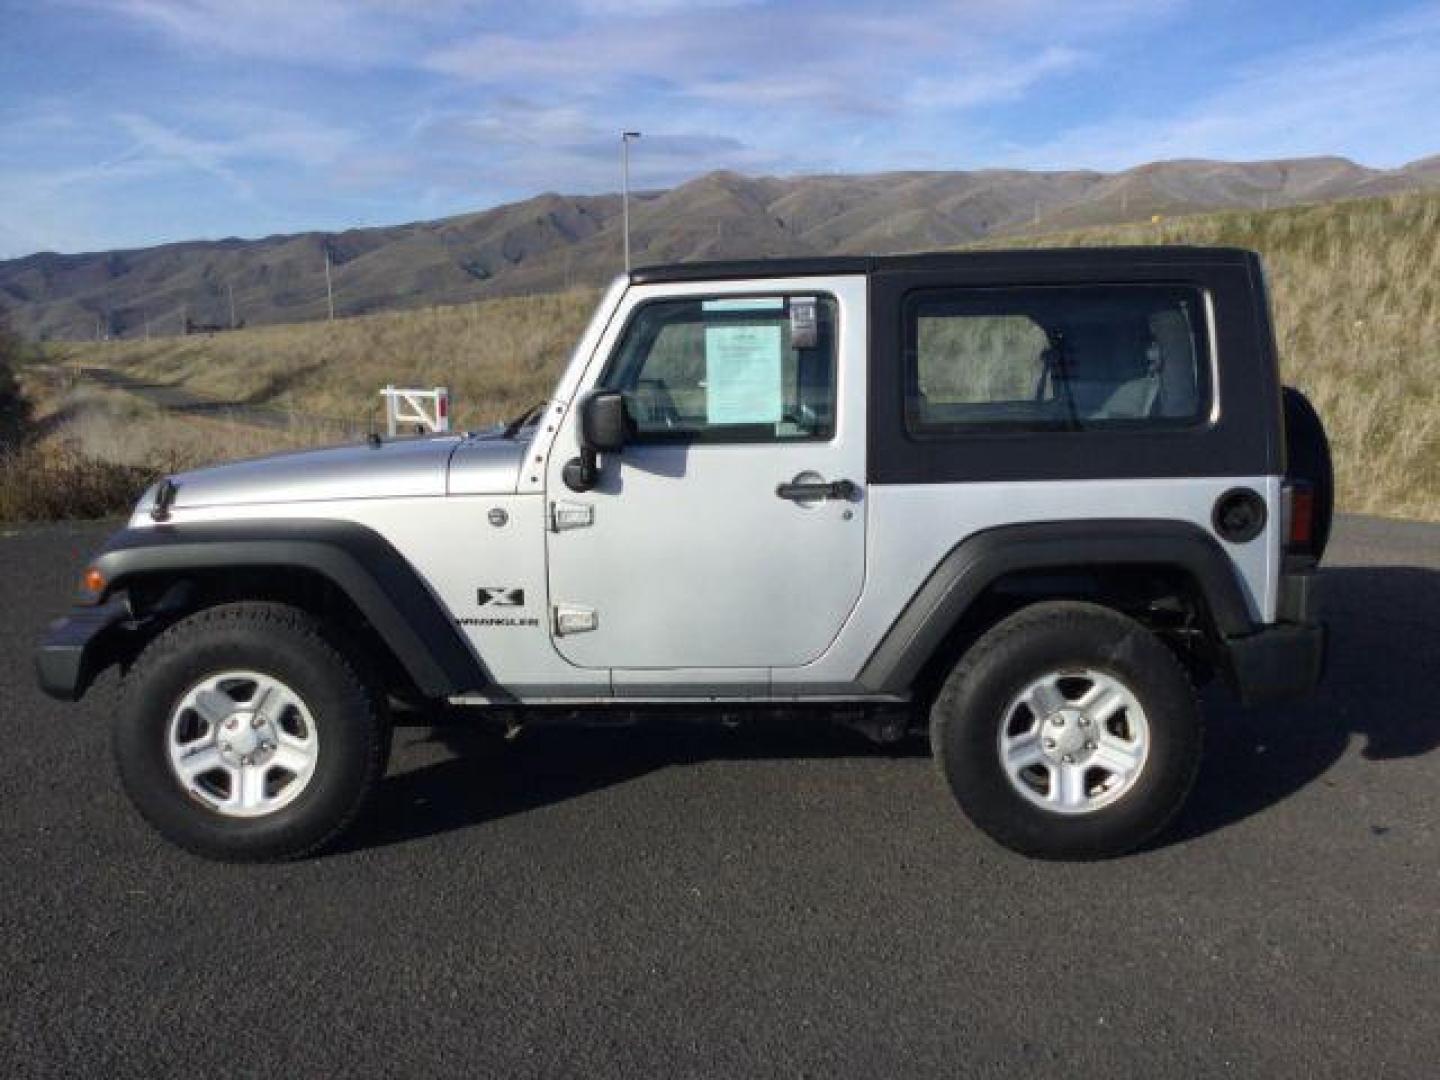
[1284,480,1315,551]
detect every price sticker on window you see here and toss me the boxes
[705,324,783,424]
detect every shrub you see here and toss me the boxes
[0,312,27,447]
[0,439,156,523]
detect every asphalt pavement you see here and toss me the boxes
[2,515,1437,1077]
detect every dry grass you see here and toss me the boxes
[0,319,144,522]
[0,369,339,522]
[53,191,1440,521]
[61,289,599,431]
[0,442,152,522]
[32,382,335,472]
[985,192,1440,520]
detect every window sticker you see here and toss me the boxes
[705,324,782,424]
[702,297,785,312]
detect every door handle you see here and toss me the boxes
[775,478,860,502]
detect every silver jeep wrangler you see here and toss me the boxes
[37,249,1330,862]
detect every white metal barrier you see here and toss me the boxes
[379,385,450,436]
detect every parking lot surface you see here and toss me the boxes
[2,516,1437,1077]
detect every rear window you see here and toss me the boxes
[904,284,1212,435]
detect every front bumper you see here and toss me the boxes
[35,601,131,702]
[1221,567,1326,705]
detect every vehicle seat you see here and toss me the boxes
[1059,322,1159,420]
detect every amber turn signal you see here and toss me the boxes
[81,567,107,596]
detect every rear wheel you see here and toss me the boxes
[931,601,1201,859]
[114,602,390,862]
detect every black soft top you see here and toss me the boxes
[629,246,1258,285]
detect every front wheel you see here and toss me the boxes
[114,602,391,862]
[931,601,1202,859]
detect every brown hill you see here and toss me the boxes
[4,155,1437,340]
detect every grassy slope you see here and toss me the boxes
[988,192,1440,520]
[61,191,1440,520]
[61,288,601,432]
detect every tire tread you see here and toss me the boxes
[115,601,389,862]
[930,600,1202,859]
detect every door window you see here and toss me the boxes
[601,295,838,443]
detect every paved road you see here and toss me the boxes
[2,516,1437,1077]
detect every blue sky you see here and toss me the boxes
[1,0,1437,257]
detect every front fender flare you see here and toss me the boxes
[83,519,486,699]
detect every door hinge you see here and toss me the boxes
[553,604,598,636]
[551,500,594,532]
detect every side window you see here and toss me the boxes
[601,295,838,443]
[905,285,1210,435]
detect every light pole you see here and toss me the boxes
[621,130,641,272]
[323,246,335,321]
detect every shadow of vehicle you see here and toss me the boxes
[1166,564,1440,844]
[343,565,1440,855]
[346,714,927,853]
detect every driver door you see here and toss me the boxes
[543,277,868,690]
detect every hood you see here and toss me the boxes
[449,429,532,495]
[146,431,528,512]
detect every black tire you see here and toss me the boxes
[114,602,390,862]
[1282,386,1334,560]
[930,601,1202,860]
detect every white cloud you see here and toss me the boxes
[196,104,360,168]
[460,100,599,145]
[406,98,787,194]
[69,0,451,65]
[907,46,1085,109]
[574,0,762,13]
[104,107,359,197]
[684,72,875,111]
[1003,5,1440,169]
[424,1,1120,120]
[115,114,256,197]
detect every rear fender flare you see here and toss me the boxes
[857,519,1257,694]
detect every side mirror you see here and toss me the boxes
[564,390,628,492]
[579,389,628,453]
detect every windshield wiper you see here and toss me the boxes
[502,401,546,439]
